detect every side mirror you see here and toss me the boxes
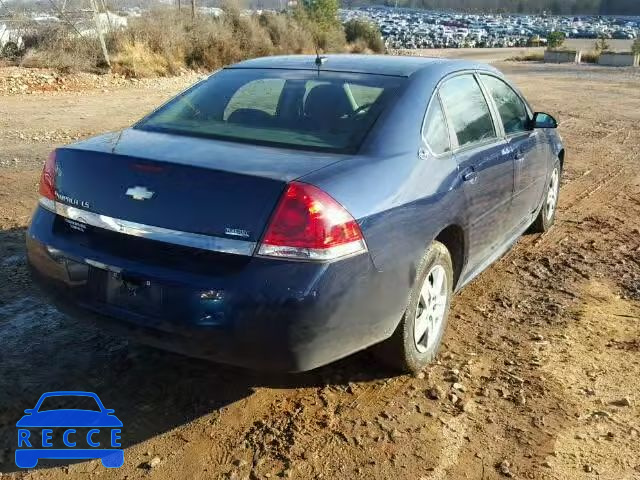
[532,112,558,129]
[24,409,34,414]
[104,409,115,414]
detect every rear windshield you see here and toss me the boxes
[135,68,406,153]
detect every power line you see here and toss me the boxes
[47,0,86,37]
[0,0,12,15]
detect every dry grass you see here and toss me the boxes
[14,6,347,77]
[507,52,544,62]
[111,41,173,78]
[20,25,106,73]
[581,51,601,63]
[344,19,385,53]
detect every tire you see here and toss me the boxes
[529,161,561,233]
[373,241,454,374]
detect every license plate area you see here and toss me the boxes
[105,272,163,317]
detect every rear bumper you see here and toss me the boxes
[27,206,404,372]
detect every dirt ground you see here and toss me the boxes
[0,59,639,480]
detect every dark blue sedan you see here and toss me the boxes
[27,55,564,373]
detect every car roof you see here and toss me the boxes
[228,54,496,78]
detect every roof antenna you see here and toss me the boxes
[314,46,326,75]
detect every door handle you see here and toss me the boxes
[462,170,478,183]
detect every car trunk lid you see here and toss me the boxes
[52,128,346,246]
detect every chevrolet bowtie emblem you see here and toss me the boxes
[125,186,154,201]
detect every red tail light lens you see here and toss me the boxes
[258,182,367,261]
[39,151,57,201]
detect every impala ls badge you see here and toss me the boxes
[126,186,154,201]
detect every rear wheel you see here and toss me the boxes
[373,241,453,373]
[529,162,561,233]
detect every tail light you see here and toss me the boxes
[38,151,57,211]
[258,181,367,261]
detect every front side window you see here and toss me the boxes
[438,74,496,149]
[423,96,451,155]
[136,69,405,153]
[481,75,529,135]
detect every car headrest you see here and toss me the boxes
[227,108,273,127]
[303,84,353,124]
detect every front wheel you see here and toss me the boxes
[373,241,453,373]
[529,162,561,233]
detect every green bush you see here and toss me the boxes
[344,19,385,53]
[546,31,566,49]
[300,0,340,30]
[292,4,346,53]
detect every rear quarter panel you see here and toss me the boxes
[300,66,472,332]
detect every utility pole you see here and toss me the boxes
[177,0,181,12]
[90,0,110,69]
[191,0,195,21]
[99,0,113,32]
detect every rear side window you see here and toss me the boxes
[481,75,529,135]
[224,78,285,120]
[439,75,496,149]
[423,96,451,155]
[349,84,384,107]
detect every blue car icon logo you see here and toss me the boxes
[16,391,123,469]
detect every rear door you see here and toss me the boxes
[438,73,512,269]
[479,74,546,229]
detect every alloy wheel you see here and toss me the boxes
[546,167,559,221]
[414,265,448,353]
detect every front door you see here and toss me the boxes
[479,74,547,229]
[509,131,545,227]
[438,74,514,271]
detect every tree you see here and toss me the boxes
[550,0,562,14]
[301,0,340,29]
[547,31,566,49]
[632,38,640,56]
